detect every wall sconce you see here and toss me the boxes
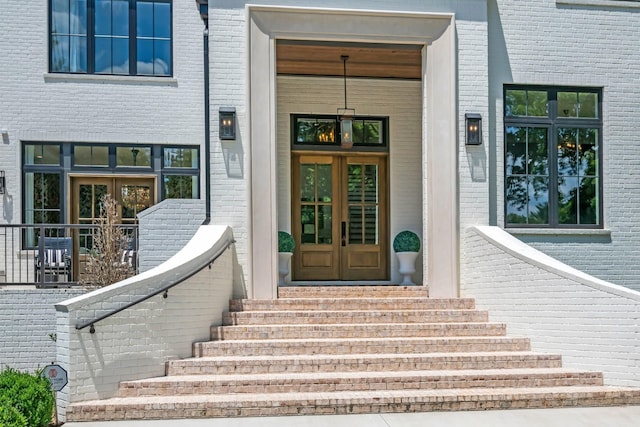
[465,113,482,145]
[219,107,236,140]
[0,171,5,194]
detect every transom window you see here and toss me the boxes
[49,0,172,76]
[292,115,388,150]
[504,86,602,228]
[23,143,199,227]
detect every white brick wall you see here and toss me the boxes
[461,226,640,387]
[55,225,237,421]
[138,199,206,272]
[491,0,640,290]
[0,0,206,226]
[0,288,85,372]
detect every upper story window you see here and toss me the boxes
[504,85,602,228]
[49,0,172,76]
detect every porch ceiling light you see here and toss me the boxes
[338,55,355,148]
[465,113,482,145]
[219,107,236,140]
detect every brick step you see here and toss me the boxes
[278,286,430,299]
[67,386,640,421]
[168,352,563,376]
[229,298,474,312]
[118,369,604,397]
[211,322,505,340]
[222,309,489,325]
[194,336,531,357]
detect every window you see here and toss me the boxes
[49,0,172,76]
[292,115,388,149]
[162,147,199,199]
[504,86,602,228]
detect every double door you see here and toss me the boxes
[292,154,388,281]
[70,176,155,279]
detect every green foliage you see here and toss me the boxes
[0,368,54,427]
[393,230,420,253]
[0,396,27,427]
[278,231,295,253]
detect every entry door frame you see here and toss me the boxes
[291,153,389,282]
[248,7,459,298]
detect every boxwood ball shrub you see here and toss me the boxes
[393,230,421,253]
[278,231,295,253]
[0,368,54,427]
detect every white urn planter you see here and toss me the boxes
[278,252,293,286]
[277,231,295,286]
[396,252,418,286]
[393,230,421,286]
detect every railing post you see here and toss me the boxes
[38,225,45,285]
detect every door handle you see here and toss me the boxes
[341,221,347,246]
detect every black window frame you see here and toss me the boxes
[291,114,389,152]
[48,0,173,77]
[504,85,603,229]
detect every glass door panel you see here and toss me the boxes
[293,156,340,280]
[341,157,386,281]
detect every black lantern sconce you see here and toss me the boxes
[337,55,355,148]
[0,171,5,194]
[465,113,482,145]
[219,107,236,140]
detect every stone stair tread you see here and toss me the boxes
[179,350,554,363]
[215,321,503,328]
[71,385,640,407]
[202,335,520,345]
[124,368,601,384]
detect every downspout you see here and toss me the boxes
[197,1,211,224]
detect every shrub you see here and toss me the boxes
[278,231,295,253]
[0,368,54,427]
[80,194,135,289]
[393,230,421,253]
[0,396,27,427]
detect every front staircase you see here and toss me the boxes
[67,286,640,421]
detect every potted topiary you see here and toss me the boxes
[278,231,295,285]
[393,230,421,285]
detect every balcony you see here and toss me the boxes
[0,224,139,287]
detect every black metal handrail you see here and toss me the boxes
[75,237,235,333]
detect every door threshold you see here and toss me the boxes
[283,281,398,287]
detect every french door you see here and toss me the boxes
[292,154,388,281]
[70,176,155,278]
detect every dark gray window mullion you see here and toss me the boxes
[87,0,95,74]
[129,0,136,75]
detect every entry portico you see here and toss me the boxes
[248,6,459,298]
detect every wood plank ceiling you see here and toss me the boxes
[276,41,422,80]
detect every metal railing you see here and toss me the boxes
[0,224,139,287]
[75,237,235,333]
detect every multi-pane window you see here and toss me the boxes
[49,0,172,76]
[504,86,602,228]
[292,115,388,149]
[162,147,199,199]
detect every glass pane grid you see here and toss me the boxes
[505,86,601,228]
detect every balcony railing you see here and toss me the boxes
[0,224,139,287]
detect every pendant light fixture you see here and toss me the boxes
[337,55,355,148]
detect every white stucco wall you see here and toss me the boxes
[55,225,237,421]
[490,0,640,291]
[462,225,640,387]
